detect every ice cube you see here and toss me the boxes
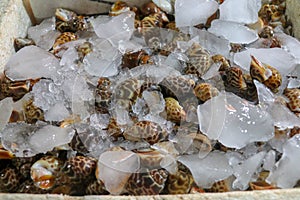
[28,125,75,154]
[208,20,259,44]
[0,97,13,131]
[91,12,135,46]
[232,151,266,190]
[234,48,297,76]
[5,46,60,81]
[263,150,276,171]
[267,135,300,188]
[275,32,300,60]
[44,103,70,122]
[178,151,233,188]
[197,92,226,140]
[32,79,65,111]
[219,0,261,24]
[83,52,120,77]
[97,150,140,195]
[27,17,60,50]
[1,122,74,157]
[142,91,165,115]
[198,92,274,149]
[175,0,219,27]
[89,113,110,130]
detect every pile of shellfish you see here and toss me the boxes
[1,0,300,196]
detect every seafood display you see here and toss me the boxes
[1,0,300,196]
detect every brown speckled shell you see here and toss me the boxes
[194,83,219,102]
[284,88,300,113]
[123,121,167,144]
[126,168,168,195]
[164,97,186,124]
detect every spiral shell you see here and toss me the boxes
[30,156,62,190]
[0,168,20,192]
[164,97,186,123]
[194,83,219,102]
[125,168,168,195]
[284,88,300,113]
[166,170,193,194]
[124,121,167,144]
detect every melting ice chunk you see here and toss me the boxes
[97,150,140,195]
[263,150,276,171]
[1,122,75,157]
[5,46,60,81]
[91,12,135,45]
[32,79,65,111]
[142,91,165,115]
[267,135,300,188]
[232,151,266,190]
[44,103,70,122]
[0,97,13,132]
[208,20,258,44]
[219,0,261,24]
[175,0,219,27]
[197,92,226,140]
[275,32,300,60]
[27,17,60,50]
[178,151,233,188]
[198,92,274,149]
[234,48,297,76]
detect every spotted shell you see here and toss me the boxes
[58,156,97,185]
[160,76,195,100]
[53,32,78,48]
[284,88,300,113]
[194,83,219,102]
[109,1,130,16]
[95,77,112,114]
[124,121,167,144]
[164,97,186,124]
[114,78,144,108]
[250,56,282,93]
[259,26,274,38]
[0,168,20,192]
[23,98,44,124]
[18,179,47,194]
[184,43,212,77]
[53,32,78,54]
[30,156,62,190]
[122,50,153,69]
[14,37,35,51]
[165,170,193,194]
[107,117,123,140]
[0,75,31,101]
[250,56,271,82]
[69,132,89,154]
[76,42,92,61]
[223,66,247,91]
[125,168,168,195]
[85,180,108,195]
[206,178,232,193]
